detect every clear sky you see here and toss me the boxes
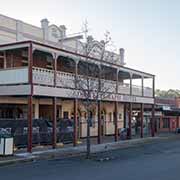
[0,0,180,90]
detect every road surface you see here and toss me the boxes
[1,138,180,180]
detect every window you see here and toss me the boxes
[163,118,170,128]
[119,113,122,120]
[71,112,74,120]
[90,111,95,128]
[109,112,112,122]
[46,55,53,69]
[21,50,28,66]
[63,111,69,119]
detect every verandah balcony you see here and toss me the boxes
[0,66,153,97]
[0,43,154,98]
[32,67,153,97]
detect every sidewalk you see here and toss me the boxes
[0,133,179,167]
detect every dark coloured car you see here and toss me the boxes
[57,118,74,144]
[176,128,180,133]
[0,118,74,148]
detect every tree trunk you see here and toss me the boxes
[86,111,91,159]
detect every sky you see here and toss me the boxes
[0,0,180,90]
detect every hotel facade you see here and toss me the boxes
[0,14,155,152]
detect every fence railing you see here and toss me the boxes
[0,67,29,84]
[56,71,75,88]
[33,67,54,86]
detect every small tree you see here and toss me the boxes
[74,22,116,158]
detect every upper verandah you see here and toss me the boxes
[0,13,155,78]
[0,40,154,79]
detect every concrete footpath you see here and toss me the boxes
[0,134,179,167]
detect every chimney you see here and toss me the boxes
[41,18,49,41]
[16,20,23,41]
[59,25,67,38]
[119,48,125,65]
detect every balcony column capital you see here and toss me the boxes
[129,72,133,78]
[75,59,79,65]
[52,52,57,60]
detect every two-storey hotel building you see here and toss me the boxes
[0,14,155,152]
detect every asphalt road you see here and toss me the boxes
[1,138,180,180]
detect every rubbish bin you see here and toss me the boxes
[0,129,14,156]
[119,128,127,140]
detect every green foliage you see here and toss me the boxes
[155,89,180,98]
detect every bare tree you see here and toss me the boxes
[73,22,116,158]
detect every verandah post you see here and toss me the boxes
[73,98,78,146]
[128,102,132,139]
[52,53,57,149]
[151,104,155,137]
[114,101,118,142]
[28,42,33,153]
[52,97,57,148]
[140,103,144,138]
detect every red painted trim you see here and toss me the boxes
[0,40,32,48]
[52,97,57,149]
[176,116,179,128]
[73,98,78,146]
[27,96,33,153]
[140,103,144,138]
[27,43,33,153]
[151,104,155,137]
[128,102,132,139]
[53,54,57,87]
[114,101,118,142]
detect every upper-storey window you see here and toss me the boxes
[33,50,53,70]
[78,61,99,78]
[101,65,117,81]
[46,55,53,69]
[57,56,75,74]
[21,49,28,66]
[5,48,28,68]
[0,51,4,69]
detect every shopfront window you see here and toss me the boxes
[163,118,170,128]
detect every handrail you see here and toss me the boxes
[0,66,28,71]
[33,66,54,74]
[56,71,75,77]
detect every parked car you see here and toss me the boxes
[57,118,74,144]
[175,128,180,134]
[0,118,74,148]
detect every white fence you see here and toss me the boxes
[33,67,54,86]
[144,87,153,97]
[31,67,153,97]
[56,71,75,88]
[0,67,28,84]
